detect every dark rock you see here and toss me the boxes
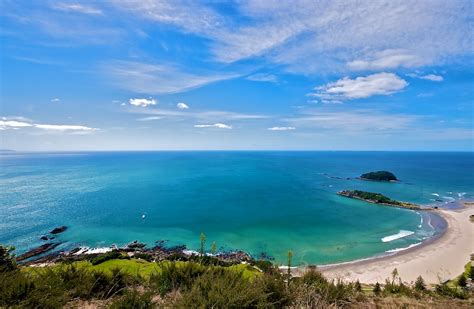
[126,240,147,250]
[17,242,62,262]
[40,235,55,241]
[50,226,67,234]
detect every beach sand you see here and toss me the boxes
[312,202,474,284]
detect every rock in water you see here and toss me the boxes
[50,226,67,234]
[17,243,62,262]
[360,171,397,182]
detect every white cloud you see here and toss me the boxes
[53,3,103,15]
[268,126,295,131]
[309,73,408,103]
[407,73,444,82]
[246,73,278,83]
[105,61,240,94]
[0,120,33,129]
[129,98,156,107]
[194,123,232,129]
[177,102,189,110]
[33,124,97,131]
[136,116,162,121]
[51,98,60,102]
[0,118,97,132]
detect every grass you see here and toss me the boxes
[23,258,261,281]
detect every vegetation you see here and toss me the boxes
[360,171,398,181]
[0,245,472,308]
[338,190,421,210]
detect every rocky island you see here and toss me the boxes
[359,171,398,182]
[337,190,424,210]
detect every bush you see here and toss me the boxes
[149,262,206,295]
[292,269,355,306]
[174,269,266,308]
[109,289,154,309]
[457,275,467,287]
[435,283,469,299]
[89,251,125,265]
[252,260,276,274]
[257,272,292,307]
[0,270,35,306]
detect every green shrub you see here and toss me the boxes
[174,269,266,308]
[109,289,154,309]
[0,270,35,306]
[251,260,275,274]
[457,275,467,287]
[257,272,292,307]
[149,262,206,295]
[292,269,355,306]
[435,283,469,299]
[133,253,154,262]
[90,251,125,265]
[23,268,67,308]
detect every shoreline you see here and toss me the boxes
[306,202,473,284]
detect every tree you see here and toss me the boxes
[391,268,399,284]
[0,245,16,272]
[414,275,426,291]
[373,282,381,296]
[199,232,206,257]
[354,280,362,293]
[457,275,467,287]
[210,242,217,255]
[287,250,293,287]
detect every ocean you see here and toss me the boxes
[0,151,472,265]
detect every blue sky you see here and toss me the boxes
[0,0,473,151]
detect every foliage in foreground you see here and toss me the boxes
[0,245,472,308]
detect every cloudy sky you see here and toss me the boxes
[0,0,473,151]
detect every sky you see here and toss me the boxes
[0,0,473,151]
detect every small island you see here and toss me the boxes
[337,190,423,210]
[360,171,398,182]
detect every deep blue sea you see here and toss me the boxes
[1,151,472,265]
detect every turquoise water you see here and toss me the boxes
[0,151,472,265]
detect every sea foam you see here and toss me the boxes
[381,230,415,242]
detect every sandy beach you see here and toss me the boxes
[313,202,474,284]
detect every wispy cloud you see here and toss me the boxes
[246,73,278,83]
[347,49,426,71]
[285,110,416,133]
[309,73,408,103]
[52,3,103,15]
[51,98,61,102]
[268,126,295,131]
[136,116,162,121]
[104,60,240,94]
[129,98,156,107]
[127,107,268,121]
[407,72,444,82]
[194,123,232,129]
